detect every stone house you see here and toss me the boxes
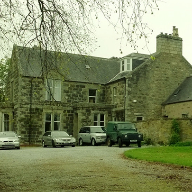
[1,26,192,144]
[162,76,192,119]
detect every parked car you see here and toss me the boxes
[78,126,106,146]
[0,131,21,149]
[106,121,143,148]
[42,131,76,147]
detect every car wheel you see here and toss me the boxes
[42,141,47,148]
[118,138,122,148]
[126,142,130,147]
[138,141,141,148]
[107,138,112,147]
[52,140,56,148]
[91,138,96,146]
[72,145,75,147]
[79,138,83,146]
[16,146,20,149]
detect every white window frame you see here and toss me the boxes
[94,114,105,126]
[126,58,132,71]
[120,58,132,72]
[45,79,61,101]
[45,113,61,132]
[89,89,97,103]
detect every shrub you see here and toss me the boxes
[173,141,192,146]
[169,133,181,145]
[144,137,153,145]
[169,119,181,145]
[157,141,165,146]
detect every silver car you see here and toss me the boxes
[78,126,106,146]
[42,131,76,147]
[0,131,21,149]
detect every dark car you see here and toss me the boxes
[0,131,21,149]
[42,131,76,147]
[106,121,143,148]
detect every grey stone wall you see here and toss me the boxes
[125,53,192,122]
[7,73,111,144]
[156,33,182,55]
[163,101,192,119]
[6,49,20,103]
[105,79,126,121]
[136,119,192,145]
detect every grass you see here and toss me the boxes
[124,146,192,167]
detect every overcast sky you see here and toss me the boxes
[91,0,192,64]
[1,0,191,65]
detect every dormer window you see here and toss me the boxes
[121,60,124,71]
[127,58,131,71]
[120,58,132,72]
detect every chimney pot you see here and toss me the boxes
[172,26,179,37]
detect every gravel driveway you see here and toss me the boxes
[1,145,192,192]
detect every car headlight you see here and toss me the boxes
[14,139,19,142]
[55,138,61,142]
[71,138,76,142]
[138,134,141,138]
[96,136,101,139]
[124,135,127,138]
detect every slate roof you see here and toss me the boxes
[163,76,192,105]
[122,53,149,60]
[14,45,120,84]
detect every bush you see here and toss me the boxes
[169,119,181,145]
[157,141,165,146]
[144,138,153,145]
[169,133,181,145]
[173,141,192,146]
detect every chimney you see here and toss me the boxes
[156,26,182,55]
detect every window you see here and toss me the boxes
[94,114,105,126]
[182,114,188,118]
[136,116,143,121]
[46,79,61,101]
[89,89,97,103]
[45,113,60,132]
[120,58,132,72]
[113,87,117,103]
[3,114,9,131]
[121,60,124,71]
[79,127,86,133]
[126,58,131,71]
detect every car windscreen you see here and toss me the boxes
[52,132,69,137]
[117,124,136,130]
[90,127,106,133]
[0,132,17,137]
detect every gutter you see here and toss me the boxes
[124,77,126,121]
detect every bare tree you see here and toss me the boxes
[0,58,10,101]
[0,0,159,56]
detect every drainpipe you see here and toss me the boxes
[124,77,127,121]
[29,77,33,145]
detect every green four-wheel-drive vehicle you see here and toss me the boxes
[106,121,143,148]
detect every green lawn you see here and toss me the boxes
[124,146,192,167]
